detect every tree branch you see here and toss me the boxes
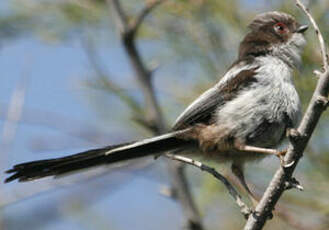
[107,1,204,229]
[243,1,329,229]
[166,154,252,218]
[107,0,129,34]
[109,0,166,132]
[129,0,167,39]
[296,0,329,71]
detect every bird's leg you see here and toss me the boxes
[231,163,259,207]
[233,142,287,164]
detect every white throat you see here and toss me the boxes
[272,33,306,69]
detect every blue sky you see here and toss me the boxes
[0,23,189,230]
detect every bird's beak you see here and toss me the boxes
[296,24,308,33]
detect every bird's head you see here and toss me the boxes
[239,11,308,68]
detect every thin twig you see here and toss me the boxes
[166,154,252,218]
[296,0,329,71]
[107,0,128,34]
[129,0,167,38]
[1,75,28,153]
[109,0,166,132]
[243,1,329,229]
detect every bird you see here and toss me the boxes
[5,11,308,203]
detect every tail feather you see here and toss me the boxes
[5,129,193,183]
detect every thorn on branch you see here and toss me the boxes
[313,69,323,77]
[149,60,160,74]
[284,177,304,191]
[286,128,304,143]
[315,95,329,109]
[241,207,253,220]
[159,185,178,199]
[251,210,273,221]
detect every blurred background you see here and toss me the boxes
[1,0,329,229]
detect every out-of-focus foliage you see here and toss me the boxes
[1,0,329,229]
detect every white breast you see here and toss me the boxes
[215,56,301,147]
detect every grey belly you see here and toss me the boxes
[245,119,286,148]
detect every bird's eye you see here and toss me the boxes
[274,22,288,34]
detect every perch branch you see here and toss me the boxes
[243,1,329,230]
[166,154,252,218]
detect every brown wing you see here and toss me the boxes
[172,66,259,130]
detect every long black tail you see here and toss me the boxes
[5,129,194,183]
